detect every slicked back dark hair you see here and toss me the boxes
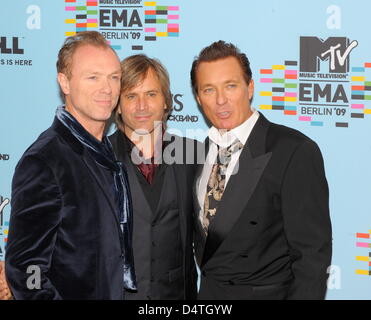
[190,40,252,94]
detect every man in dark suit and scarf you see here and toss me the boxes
[5,31,136,299]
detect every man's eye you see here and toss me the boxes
[227,84,237,89]
[203,88,214,94]
[112,75,120,80]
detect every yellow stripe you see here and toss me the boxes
[65,19,76,24]
[87,23,98,28]
[156,32,168,37]
[352,76,365,82]
[260,91,272,96]
[259,105,272,110]
[3,229,8,235]
[272,65,285,70]
[356,269,369,275]
[284,97,297,102]
[65,32,76,36]
[364,109,371,114]
[356,256,369,261]
[144,1,156,6]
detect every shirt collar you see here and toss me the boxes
[208,109,260,148]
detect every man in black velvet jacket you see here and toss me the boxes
[109,54,199,299]
[5,31,136,299]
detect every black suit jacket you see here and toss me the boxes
[109,130,198,299]
[6,118,126,299]
[194,113,332,300]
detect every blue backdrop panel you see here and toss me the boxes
[0,0,370,299]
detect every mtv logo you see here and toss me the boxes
[300,36,358,73]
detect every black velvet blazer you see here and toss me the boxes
[6,118,126,299]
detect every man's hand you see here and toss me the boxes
[0,261,13,300]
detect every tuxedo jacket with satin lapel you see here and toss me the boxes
[6,117,126,300]
[109,130,198,300]
[194,112,332,300]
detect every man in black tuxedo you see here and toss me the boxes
[191,41,332,300]
[5,31,136,299]
[109,54,198,299]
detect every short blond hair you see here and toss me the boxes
[56,31,114,78]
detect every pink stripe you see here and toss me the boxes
[167,24,179,28]
[284,92,297,97]
[168,15,179,19]
[352,104,364,109]
[145,28,156,32]
[285,70,297,75]
[168,6,179,10]
[260,78,272,83]
[356,242,370,248]
[299,116,311,121]
[65,6,75,10]
[87,19,97,23]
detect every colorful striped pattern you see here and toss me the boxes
[144,2,179,40]
[259,61,302,119]
[355,231,371,276]
[350,64,371,118]
[64,0,98,37]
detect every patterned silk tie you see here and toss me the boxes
[202,139,244,234]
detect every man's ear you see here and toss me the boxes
[248,79,254,101]
[196,94,201,106]
[57,73,70,95]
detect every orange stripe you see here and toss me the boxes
[65,0,76,2]
[365,63,371,68]
[352,86,365,91]
[87,2,97,5]
[145,10,156,14]
[260,69,272,74]
[357,233,370,239]
[272,96,284,101]
[4,238,7,242]
[284,110,297,115]
[167,28,179,32]
[285,74,297,79]
[76,23,87,27]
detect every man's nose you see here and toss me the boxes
[216,89,227,105]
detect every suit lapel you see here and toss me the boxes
[53,119,121,228]
[81,151,120,226]
[201,113,272,267]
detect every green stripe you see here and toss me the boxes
[87,10,98,15]
[156,6,167,10]
[272,78,285,83]
[285,83,297,88]
[364,95,371,100]
[76,6,87,11]
[156,19,168,23]
[365,81,371,86]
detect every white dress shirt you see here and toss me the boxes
[197,109,260,224]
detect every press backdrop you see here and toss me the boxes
[1,0,370,300]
